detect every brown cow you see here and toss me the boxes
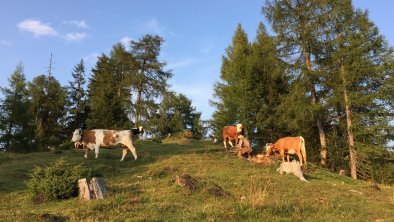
[222,124,244,148]
[265,136,307,166]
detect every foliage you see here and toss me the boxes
[28,74,67,150]
[27,158,91,203]
[66,59,89,133]
[0,64,35,152]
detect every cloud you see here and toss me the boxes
[167,58,197,70]
[120,36,135,47]
[83,52,100,66]
[0,40,11,46]
[63,32,87,42]
[139,18,175,37]
[63,20,88,28]
[17,19,58,37]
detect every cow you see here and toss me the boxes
[222,124,245,148]
[71,127,144,161]
[265,136,307,166]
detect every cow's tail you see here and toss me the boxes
[300,136,307,165]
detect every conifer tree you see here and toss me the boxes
[0,64,34,152]
[28,74,66,150]
[66,59,88,132]
[263,0,329,166]
[211,24,250,138]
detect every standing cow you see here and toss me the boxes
[222,124,245,148]
[71,127,143,161]
[265,136,307,166]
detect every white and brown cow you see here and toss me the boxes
[265,136,307,166]
[71,127,143,161]
[222,124,245,148]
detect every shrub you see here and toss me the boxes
[27,158,91,203]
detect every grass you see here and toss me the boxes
[0,139,393,221]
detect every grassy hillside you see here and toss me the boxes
[0,140,393,222]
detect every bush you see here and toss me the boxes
[27,158,92,203]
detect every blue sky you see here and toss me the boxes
[1,0,393,120]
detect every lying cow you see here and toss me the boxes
[222,124,245,148]
[265,136,307,166]
[71,127,144,161]
[277,160,309,182]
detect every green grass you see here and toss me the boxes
[0,140,393,221]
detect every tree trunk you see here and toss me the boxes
[304,50,328,167]
[134,88,142,128]
[340,60,357,179]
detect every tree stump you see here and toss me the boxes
[78,177,107,200]
[91,177,107,199]
[78,178,92,200]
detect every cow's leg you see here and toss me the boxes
[95,145,99,158]
[297,152,303,166]
[286,154,290,162]
[84,149,88,158]
[229,139,234,147]
[280,150,285,162]
[122,141,137,160]
[121,146,128,161]
[223,137,227,148]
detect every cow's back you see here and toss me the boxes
[95,130,132,148]
[276,137,301,150]
[223,126,236,138]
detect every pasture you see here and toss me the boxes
[0,139,393,221]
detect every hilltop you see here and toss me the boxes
[0,140,393,221]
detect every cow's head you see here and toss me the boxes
[132,126,144,135]
[71,129,82,142]
[236,124,244,133]
[265,143,274,157]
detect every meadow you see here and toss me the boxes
[0,139,393,222]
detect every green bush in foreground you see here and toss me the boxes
[27,158,91,203]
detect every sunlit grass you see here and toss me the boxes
[0,140,393,221]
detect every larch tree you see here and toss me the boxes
[263,0,329,166]
[128,35,173,129]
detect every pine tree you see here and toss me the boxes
[0,64,34,152]
[66,59,88,132]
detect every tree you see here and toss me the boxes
[321,0,394,179]
[263,0,329,166]
[66,59,89,133]
[28,74,67,150]
[0,64,34,152]
[211,24,250,140]
[152,92,204,138]
[86,51,131,129]
[129,35,173,128]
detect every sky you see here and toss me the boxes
[1,0,393,120]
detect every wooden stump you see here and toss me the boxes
[91,177,107,199]
[78,177,107,201]
[78,178,92,200]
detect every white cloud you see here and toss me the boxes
[167,58,197,70]
[139,18,175,37]
[120,36,134,47]
[63,20,88,28]
[84,52,100,66]
[64,32,87,42]
[0,40,11,46]
[17,19,58,37]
